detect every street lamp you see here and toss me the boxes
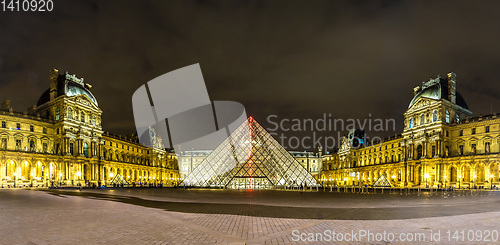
[76,171,81,186]
[424,173,430,188]
[458,175,461,189]
[473,174,477,189]
[490,174,494,189]
[30,172,34,187]
[58,173,62,187]
[13,172,17,188]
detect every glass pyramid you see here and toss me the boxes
[181,116,319,189]
[373,175,392,187]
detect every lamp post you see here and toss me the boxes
[58,173,62,187]
[490,174,494,189]
[473,174,477,189]
[30,172,34,187]
[109,172,114,186]
[458,175,461,189]
[13,172,17,188]
[76,171,82,186]
[424,173,430,188]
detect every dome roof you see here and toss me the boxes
[36,89,50,106]
[36,81,98,106]
[408,78,468,109]
[65,82,98,105]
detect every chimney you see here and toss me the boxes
[49,69,59,101]
[447,72,456,104]
[413,86,421,96]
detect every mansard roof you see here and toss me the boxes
[408,76,468,109]
[37,71,98,106]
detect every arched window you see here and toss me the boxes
[420,114,425,125]
[456,114,460,123]
[55,107,60,120]
[92,115,96,125]
[432,110,437,122]
[83,143,88,157]
[81,112,85,123]
[68,107,73,119]
[29,139,35,152]
[445,110,450,123]
[409,117,413,129]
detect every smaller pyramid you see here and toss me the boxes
[373,175,392,187]
[110,174,129,186]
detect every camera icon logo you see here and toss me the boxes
[132,64,247,152]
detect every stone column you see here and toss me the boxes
[0,162,4,187]
[423,142,427,158]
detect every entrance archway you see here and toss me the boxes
[450,166,457,183]
[83,164,91,183]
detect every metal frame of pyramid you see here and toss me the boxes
[373,175,392,187]
[180,116,319,189]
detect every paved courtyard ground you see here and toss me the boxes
[1,188,499,244]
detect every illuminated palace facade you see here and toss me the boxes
[321,73,500,188]
[0,69,179,187]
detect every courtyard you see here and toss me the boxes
[0,188,499,244]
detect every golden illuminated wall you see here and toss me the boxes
[321,73,500,188]
[0,69,180,188]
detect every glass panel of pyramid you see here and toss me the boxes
[181,116,319,189]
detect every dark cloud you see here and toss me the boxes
[0,0,499,150]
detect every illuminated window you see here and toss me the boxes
[43,127,47,134]
[459,130,463,136]
[43,143,48,153]
[486,126,490,133]
[30,125,34,132]
[446,110,450,123]
[68,107,73,119]
[83,142,89,157]
[55,107,60,120]
[456,114,460,123]
[432,110,437,122]
[16,123,20,130]
[409,117,413,129]
[471,144,476,154]
[81,112,85,123]
[420,114,425,125]
[92,115,96,125]
[485,142,491,153]
[15,139,21,150]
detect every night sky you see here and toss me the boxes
[1,0,499,151]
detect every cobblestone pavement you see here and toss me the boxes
[0,188,499,244]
